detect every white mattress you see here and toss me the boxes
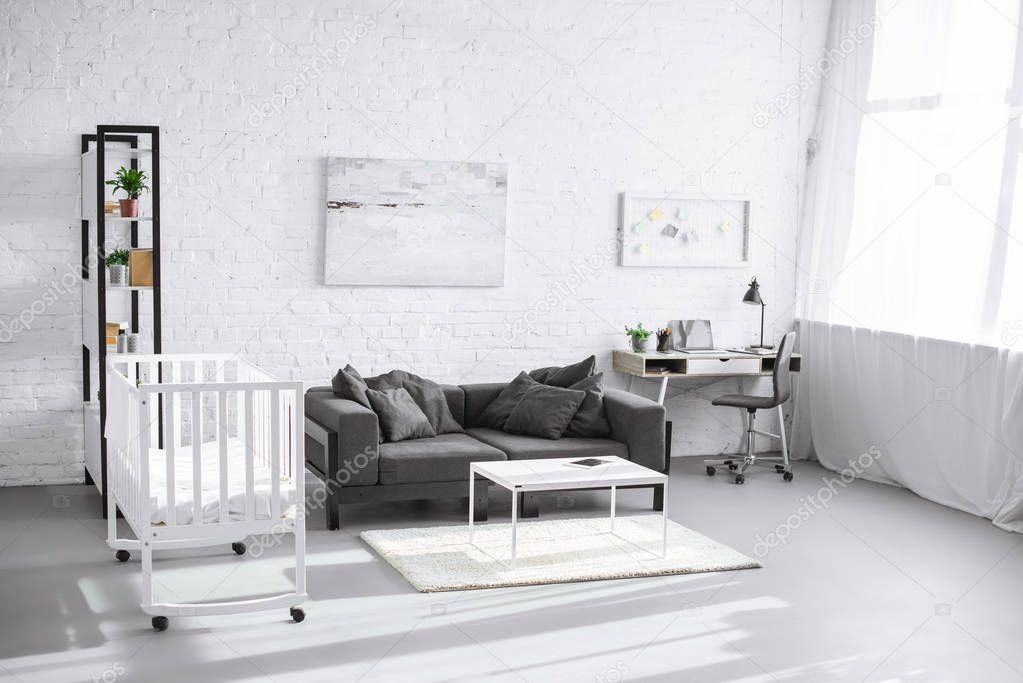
[147,438,297,525]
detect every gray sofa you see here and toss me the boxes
[305,381,669,530]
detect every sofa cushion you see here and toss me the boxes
[479,371,538,429]
[441,384,465,427]
[528,355,596,388]
[564,373,611,438]
[461,382,506,428]
[465,427,629,461]
[331,364,371,409]
[380,372,464,435]
[378,433,507,485]
[341,368,464,435]
[366,387,437,442]
[503,384,585,439]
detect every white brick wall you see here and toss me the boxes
[0,0,830,485]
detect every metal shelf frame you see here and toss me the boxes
[81,125,163,516]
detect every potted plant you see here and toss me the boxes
[105,166,149,218]
[625,322,653,352]
[107,248,130,286]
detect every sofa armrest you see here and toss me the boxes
[305,390,379,486]
[603,388,666,472]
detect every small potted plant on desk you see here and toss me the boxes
[625,322,653,352]
[105,166,149,218]
[107,248,130,287]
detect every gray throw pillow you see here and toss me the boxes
[395,373,464,435]
[331,364,371,409]
[365,369,405,391]
[365,369,463,435]
[365,387,437,442]
[480,371,538,429]
[504,384,586,439]
[564,373,611,438]
[528,355,596,388]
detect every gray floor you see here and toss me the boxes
[1,457,1021,683]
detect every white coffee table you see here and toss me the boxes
[469,456,669,562]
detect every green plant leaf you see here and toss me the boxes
[106,166,150,199]
[106,249,130,267]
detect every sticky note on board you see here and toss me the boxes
[648,207,664,221]
[676,208,689,220]
[662,224,679,237]
[719,220,733,233]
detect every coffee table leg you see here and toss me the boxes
[511,487,518,563]
[661,479,669,557]
[468,469,475,545]
[610,485,616,533]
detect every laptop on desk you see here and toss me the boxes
[667,320,723,354]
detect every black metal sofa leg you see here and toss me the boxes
[473,487,489,522]
[653,420,672,512]
[326,486,340,531]
[518,491,540,518]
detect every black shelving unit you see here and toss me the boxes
[81,125,163,516]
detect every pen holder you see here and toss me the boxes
[656,330,672,353]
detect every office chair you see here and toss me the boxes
[705,331,796,485]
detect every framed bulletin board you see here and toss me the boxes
[619,192,751,267]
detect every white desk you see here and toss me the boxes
[612,349,802,405]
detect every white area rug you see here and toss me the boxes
[361,515,760,592]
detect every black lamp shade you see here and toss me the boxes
[743,278,763,306]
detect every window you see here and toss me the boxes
[827,0,1023,345]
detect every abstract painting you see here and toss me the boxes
[324,157,508,286]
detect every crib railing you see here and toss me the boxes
[105,354,303,537]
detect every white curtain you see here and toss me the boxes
[794,0,1023,532]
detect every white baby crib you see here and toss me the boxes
[104,353,306,631]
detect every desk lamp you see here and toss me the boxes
[743,277,772,349]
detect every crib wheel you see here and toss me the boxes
[115,550,130,563]
[231,542,246,556]
[152,616,169,632]
[290,607,305,623]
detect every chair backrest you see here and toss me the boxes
[772,331,797,404]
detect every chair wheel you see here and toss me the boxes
[735,474,745,485]
[152,616,169,632]
[115,550,130,563]
[290,607,305,623]
[232,542,246,556]
[783,471,794,482]
[706,466,716,476]
[775,465,785,473]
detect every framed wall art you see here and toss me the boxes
[325,157,509,286]
[619,192,751,267]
